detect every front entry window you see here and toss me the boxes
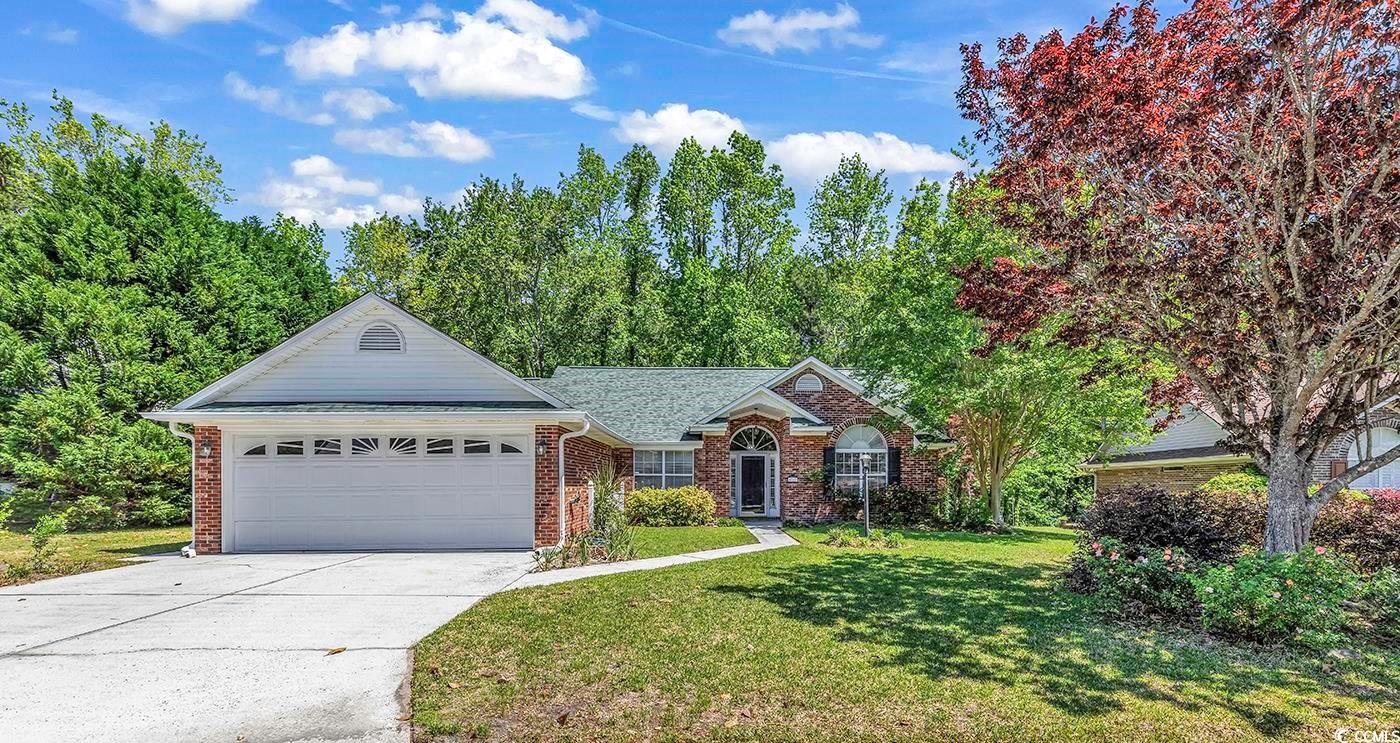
[835,425,888,493]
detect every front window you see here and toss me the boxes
[634,449,695,489]
[834,425,888,493]
[1349,427,1400,489]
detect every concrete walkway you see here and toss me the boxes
[511,518,797,590]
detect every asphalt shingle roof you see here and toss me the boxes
[532,367,784,442]
[190,401,558,413]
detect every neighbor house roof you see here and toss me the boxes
[187,401,559,413]
[532,367,784,443]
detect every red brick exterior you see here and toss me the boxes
[533,424,627,548]
[1093,461,1249,494]
[192,425,223,554]
[676,369,940,523]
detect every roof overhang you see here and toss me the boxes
[1080,453,1252,471]
[694,387,826,429]
[762,356,917,427]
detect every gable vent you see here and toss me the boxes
[794,373,824,393]
[357,322,405,352]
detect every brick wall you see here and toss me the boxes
[1094,461,1248,494]
[696,432,732,517]
[535,424,622,548]
[192,425,222,554]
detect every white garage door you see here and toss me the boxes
[229,431,535,551]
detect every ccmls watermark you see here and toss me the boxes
[1334,728,1400,743]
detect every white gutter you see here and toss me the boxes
[555,419,591,549]
[166,422,197,558]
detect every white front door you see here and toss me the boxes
[227,430,534,551]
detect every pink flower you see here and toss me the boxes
[1094,549,1103,557]
[1271,592,1281,599]
[1109,552,1119,561]
[1091,542,1101,551]
[1314,546,1326,555]
[1163,548,1172,558]
[1204,586,1215,594]
[1285,578,1295,587]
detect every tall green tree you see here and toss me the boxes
[859,179,1160,527]
[0,96,337,527]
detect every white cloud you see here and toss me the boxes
[879,43,960,76]
[284,0,591,100]
[335,121,493,162]
[224,72,334,126]
[256,155,418,228]
[254,41,280,56]
[570,101,616,122]
[612,103,744,153]
[413,2,444,20]
[767,131,963,183]
[126,0,259,35]
[45,27,80,43]
[475,0,588,41]
[717,3,881,55]
[377,4,401,15]
[322,87,399,121]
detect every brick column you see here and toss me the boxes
[697,433,732,517]
[192,425,223,554]
[534,425,563,548]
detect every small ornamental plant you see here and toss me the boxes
[1195,546,1359,647]
[1075,536,1198,619]
[822,526,905,549]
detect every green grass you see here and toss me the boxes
[412,525,1399,742]
[631,526,757,559]
[0,525,189,586]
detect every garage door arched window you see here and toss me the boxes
[1349,427,1399,489]
[835,425,887,492]
[357,322,405,352]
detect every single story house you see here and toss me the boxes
[1083,403,1400,494]
[144,294,945,554]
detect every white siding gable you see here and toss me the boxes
[218,304,540,403]
[1126,405,1228,454]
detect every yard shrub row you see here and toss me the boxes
[1071,482,1398,647]
[624,486,716,527]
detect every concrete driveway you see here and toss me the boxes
[0,550,534,743]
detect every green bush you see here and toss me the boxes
[7,512,69,579]
[823,526,863,547]
[1351,566,1399,646]
[132,496,189,527]
[625,486,716,526]
[1195,547,1359,647]
[1073,536,1198,619]
[61,494,127,531]
[822,525,905,549]
[714,517,745,528]
[1199,471,1268,495]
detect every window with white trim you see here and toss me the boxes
[1349,427,1399,489]
[834,425,888,493]
[634,449,695,489]
[794,373,824,393]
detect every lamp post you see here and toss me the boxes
[859,452,871,537]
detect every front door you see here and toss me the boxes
[740,456,766,514]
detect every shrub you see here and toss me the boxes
[840,484,937,527]
[1199,471,1268,494]
[1312,490,1400,572]
[8,512,69,578]
[131,497,188,527]
[1351,567,1399,646]
[61,494,127,531]
[822,525,905,549]
[625,486,716,526]
[1082,485,1262,562]
[1072,536,1198,619]
[714,517,745,528]
[1195,547,1359,647]
[1005,457,1094,525]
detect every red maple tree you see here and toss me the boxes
[957,0,1400,552]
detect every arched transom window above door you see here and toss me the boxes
[730,426,778,451]
[835,424,888,491]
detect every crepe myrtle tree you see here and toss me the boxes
[956,0,1400,552]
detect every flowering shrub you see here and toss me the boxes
[1081,485,1262,562]
[1074,537,1198,619]
[1311,490,1400,572]
[625,487,716,526]
[1195,547,1359,647]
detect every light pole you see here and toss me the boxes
[859,452,871,537]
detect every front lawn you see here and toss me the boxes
[632,526,756,559]
[0,525,189,586]
[413,526,1399,742]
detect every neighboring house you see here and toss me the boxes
[143,294,945,554]
[1084,403,1400,494]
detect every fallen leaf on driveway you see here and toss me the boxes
[396,714,412,721]
[326,647,346,656]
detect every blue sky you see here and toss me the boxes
[4,0,1115,266]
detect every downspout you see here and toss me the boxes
[556,419,591,549]
[167,421,197,557]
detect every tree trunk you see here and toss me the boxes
[1262,452,1314,554]
[988,471,1005,529]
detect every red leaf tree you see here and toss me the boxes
[957,0,1400,553]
